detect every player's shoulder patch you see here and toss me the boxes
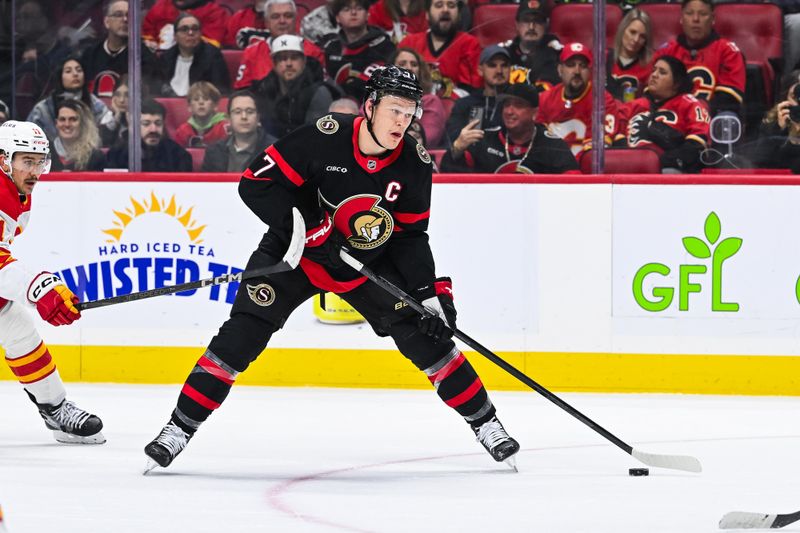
[416,142,432,164]
[316,114,340,135]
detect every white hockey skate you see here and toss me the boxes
[37,400,105,444]
[472,416,520,471]
[144,421,192,474]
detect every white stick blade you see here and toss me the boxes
[719,512,777,529]
[282,207,306,269]
[631,448,702,473]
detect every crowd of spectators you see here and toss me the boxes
[1,0,799,173]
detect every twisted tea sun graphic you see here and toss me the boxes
[101,191,207,244]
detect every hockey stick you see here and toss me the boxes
[76,208,306,311]
[339,249,702,473]
[719,510,800,529]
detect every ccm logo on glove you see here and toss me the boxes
[27,272,81,326]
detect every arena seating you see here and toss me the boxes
[549,4,623,50]
[637,3,682,49]
[222,50,244,86]
[155,97,230,141]
[579,148,662,174]
[471,4,518,47]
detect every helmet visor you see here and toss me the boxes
[13,153,52,175]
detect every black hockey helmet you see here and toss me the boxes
[364,66,424,111]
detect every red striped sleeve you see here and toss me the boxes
[394,210,430,225]
[266,145,305,187]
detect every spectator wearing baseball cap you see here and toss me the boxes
[251,34,341,137]
[536,42,619,156]
[445,45,511,146]
[497,0,562,89]
[442,83,578,174]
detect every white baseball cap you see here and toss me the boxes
[271,34,304,56]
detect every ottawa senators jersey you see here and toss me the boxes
[610,56,653,102]
[398,31,482,97]
[617,93,710,150]
[321,27,396,100]
[653,33,745,109]
[240,113,436,293]
[536,82,619,155]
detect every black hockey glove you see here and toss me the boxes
[303,211,347,269]
[646,120,685,150]
[414,277,457,342]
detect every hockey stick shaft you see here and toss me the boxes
[76,208,307,311]
[340,250,701,473]
[75,262,290,311]
[720,510,800,529]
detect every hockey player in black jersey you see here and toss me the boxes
[441,83,578,173]
[144,66,520,471]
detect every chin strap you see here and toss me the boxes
[365,101,390,151]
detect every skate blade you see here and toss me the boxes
[143,458,159,475]
[53,430,106,445]
[503,455,518,472]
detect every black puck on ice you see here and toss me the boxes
[628,468,649,476]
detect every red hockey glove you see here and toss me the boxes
[27,272,81,326]
[303,211,347,269]
[414,277,457,341]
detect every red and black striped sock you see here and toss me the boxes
[172,349,240,434]
[423,346,495,427]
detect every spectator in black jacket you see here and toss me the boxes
[202,91,277,172]
[106,99,193,172]
[252,35,340,137]
[498,1,561,89]
[445,45,510,146]
[157,13,231,97]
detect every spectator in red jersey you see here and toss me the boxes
[301,0,339,45]
[50,100,105,172]
[224,2,267,48]
[397,0,482,98]
[615,56,710,173]
[652,0,745,117]
[607,8,653,103]
[368,0,427,43]
[499,0,561,89]
[233,0,327,90]
[156,14,231,97]
[175,82,230,147]
[321,0,396,101]
[536,43,618,156]
[143,0,229,50]
[390,47,446,147]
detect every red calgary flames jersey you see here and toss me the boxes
[0,175,31,270]
[653,35,745,105]
[536,82,618,155]
[617,94,710,149]
[398,31,482,97]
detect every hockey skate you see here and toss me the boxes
[144,421,192,474]
[472,416,520,471]
[37,399,105,444]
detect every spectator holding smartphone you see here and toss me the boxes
[751,72,800,172]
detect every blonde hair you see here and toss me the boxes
[186,81,222,104]
[613,9,653,66]
[55,100,100,170]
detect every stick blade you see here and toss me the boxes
[631,448,702,473]
[282,207,306,269]
[719,512,778,529]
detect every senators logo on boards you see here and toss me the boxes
[321,193,394,250]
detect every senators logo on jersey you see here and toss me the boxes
[247,283,276,306]
[321,193,394,250]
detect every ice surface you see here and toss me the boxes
[2,383,799,533]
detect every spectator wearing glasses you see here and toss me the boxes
[175,82,230,148]
[234,0,327,90]
[157,14,231,97]
[143,0,230,50]
[79,1,158,97]
[202,91,277,172]
[50,100,105,172]
[321,0,396,100]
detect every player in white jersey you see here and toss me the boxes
[0,121,104,444]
